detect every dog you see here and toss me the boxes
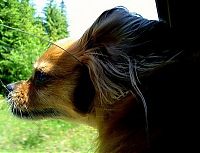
[6,7,199,153]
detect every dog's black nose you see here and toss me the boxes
[6,83,15,92]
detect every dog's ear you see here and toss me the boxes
[73,65,95,113]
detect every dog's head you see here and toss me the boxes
[6,38,96,121]
[6,7,178,126]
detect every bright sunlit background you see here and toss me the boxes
[33,0,158,38]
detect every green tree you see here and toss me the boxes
[0,0,48,93]
[43,0,68,41]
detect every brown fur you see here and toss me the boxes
[6,7,199,153]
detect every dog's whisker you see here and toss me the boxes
[19,109,23,119]
[23,105,33,119]
[13,107,16,116]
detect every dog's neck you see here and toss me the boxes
[72,92,135,128]
[93,93,150,153]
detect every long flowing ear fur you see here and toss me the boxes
[77,6,181,108]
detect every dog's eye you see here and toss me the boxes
[34,71,51,86]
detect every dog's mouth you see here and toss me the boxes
[6,92,62,119]
[10,106,61,119]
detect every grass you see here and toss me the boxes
[0,95,97,153]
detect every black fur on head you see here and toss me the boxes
[73,6,182,114]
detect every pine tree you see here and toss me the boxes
[43,0,69,41]
[0,0,48,93]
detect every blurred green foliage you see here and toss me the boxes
[0,0,68,93]
[0,96,97,153]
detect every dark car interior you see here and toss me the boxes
[150,1,199,152]
[155,0,199,49]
